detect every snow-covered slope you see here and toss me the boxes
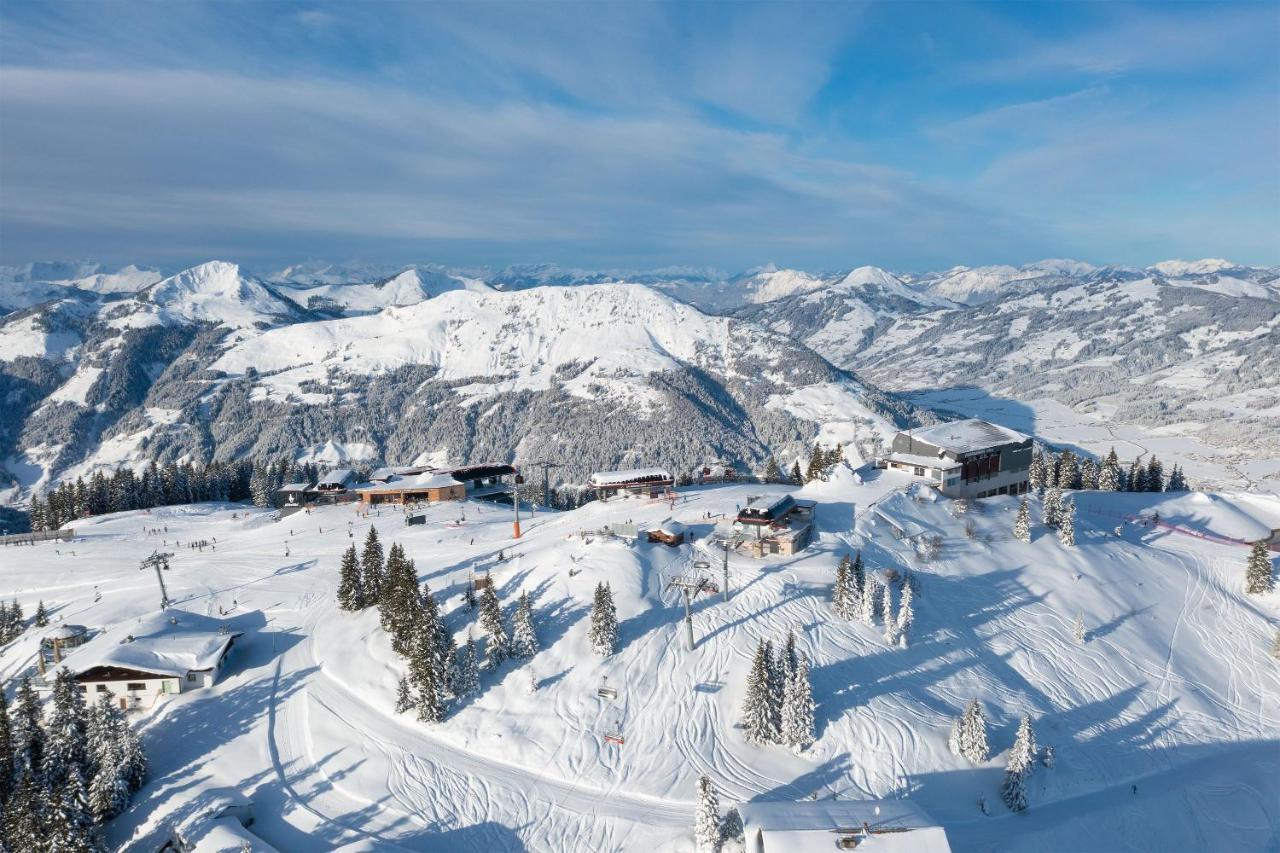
[136,261,303,328]
[5,475,1276,851]
[277,267,492,316]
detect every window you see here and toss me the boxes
[96,685,108,692]
[913,466,924,476]
[126,682,146,691]
[187,673,198,682]
[79,685,88,692]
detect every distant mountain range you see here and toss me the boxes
[1,256,1276,503]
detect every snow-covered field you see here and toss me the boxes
[2,469,1277,851]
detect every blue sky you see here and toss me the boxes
[1,0,1276,272]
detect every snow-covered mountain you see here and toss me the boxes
[276,267,493,316]
[0,265,917,500]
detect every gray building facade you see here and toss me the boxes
[887,419,1033,498]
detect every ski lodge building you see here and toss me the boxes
[735,799,951,853]
[588,468,674,501]
[733,493,817,557]
[886,418,1033,499]
[50,609,243,711]
[355,463,516,505]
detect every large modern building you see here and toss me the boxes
[355,463,515,505]
[887,418,1033,498]
[735,798,951,853]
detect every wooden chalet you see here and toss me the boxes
[734,494,818,556]
[647,520,687,546]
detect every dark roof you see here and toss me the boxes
[737,494,797,525]
[449,464,516,480]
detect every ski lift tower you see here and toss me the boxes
[523,460,562,508]
[139,550,174,611]
[665,572,711,651]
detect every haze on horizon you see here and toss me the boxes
[1,0,1277,273]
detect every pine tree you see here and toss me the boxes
[1167,464,1188,492]
[1001,714,1037,812]
[781,630,799,684]
[1013,497,1032,543]
[0,687,13,803]
[1044,454,1059,489]
[394,677,413,714]
[588,582,618,657]
[1057,450,1081,490]
[789,460,803,486]
[763,457,781,484]
[833,555,855,619]
[1072,612,1086,644]
[88,737,129,823]
[948,699,990,763]
[7,767,45,842]
[1245,541,1274,595]
[361,526,386,604]
[478,581,508,668]
[881,582,897,644]
[897,581,914,640]
[511,591,538,659]
[1145,456,1164,492]
[719,805,744,848]
[780,654,815,752]
[1028,451,1047,494]
[694,774,722,853]
[43,668,89,789]
[11,677,45,776]
[1127,460,1145,493]
[336,545,364,611]
[34,601,49,628]
[858,576,878,626]
[741,641,776,745]
[1081,457,1099,490]
[458,632,481,698]
[410,624,446,724]
[1058,501,1076,547]
[47,767,96,853]
[1043,487,1063,529]
[764,640,784,739]
[851,551,865,595]
[1099,448,1122,491]
[804,444,825,483]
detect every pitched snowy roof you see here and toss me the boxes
[318,468,355,485]
[277,481,313,492]
[64,609,242,678]
[589,468,673,486]
[901,419,1030,453]
[368,467,397,482]
[737,799,950,853]
[43,624,88,642]
[356,471,462,492]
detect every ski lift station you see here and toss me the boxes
[588,468,674,501]
[736,799,951,852]
[885,418,1032,499]
[355,463,516,506]
[41,608,246,711]
[733,494,817,556]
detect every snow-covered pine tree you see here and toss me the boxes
[1167,464,1188,492]
[1073,611,1086,644]
[804,444,825,483]
[1245,541,1275,595]
[764,640,784,740]
[511,591,539,659]
[780,654,815,752]
[589,582,618,656]
[789,460,803,486]
[898,580,914,640]
[10,677,45,775]
[337,544,364,611]
[741,641,776,746]
[1044,454,1059,489]
[43,667,89,789]
[394,677,413,714]
[1058,450,1081,490]
[881,582,897,644]
[1081,457,1099,490]
[859,576,878,626]
[1127,460,1145,493]
[7,767,46,842]
[88,737,129,823]
[0,687,13,802]
[782,630,799,684]
[852,551,865,595]
[47,766,97,852]
[763,457,781,484]
[1146,456,1164,492]
[719,805,745,849]
[479,581,509,668]
[948,699,990,763]
[1028,451,1046,494]
[1058,501,1076,547]
[1043,487,1063,529]
[1013,497,1032,543]
[833,555,853,619]
[1001,714,1037,812]
[411,631,446,724]
[1099,449,1122,492]
[361,526,386,604]
[458,632,481,698]
[694,774,721,853]
[34,601,49,628]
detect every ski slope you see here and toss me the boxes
[1,469,1277,852]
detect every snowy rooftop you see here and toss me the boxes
[277,481,312,492]
[356,471,462,492]
[64,609,243,678]
[43,624,88,641]
[589,468,673,486]
[737,799,950,853]
[367,467,396,482]
[900,418,1030,453]
[888,451,961,470]
[318,468,355,485]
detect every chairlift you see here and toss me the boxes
[597,676,618,700]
